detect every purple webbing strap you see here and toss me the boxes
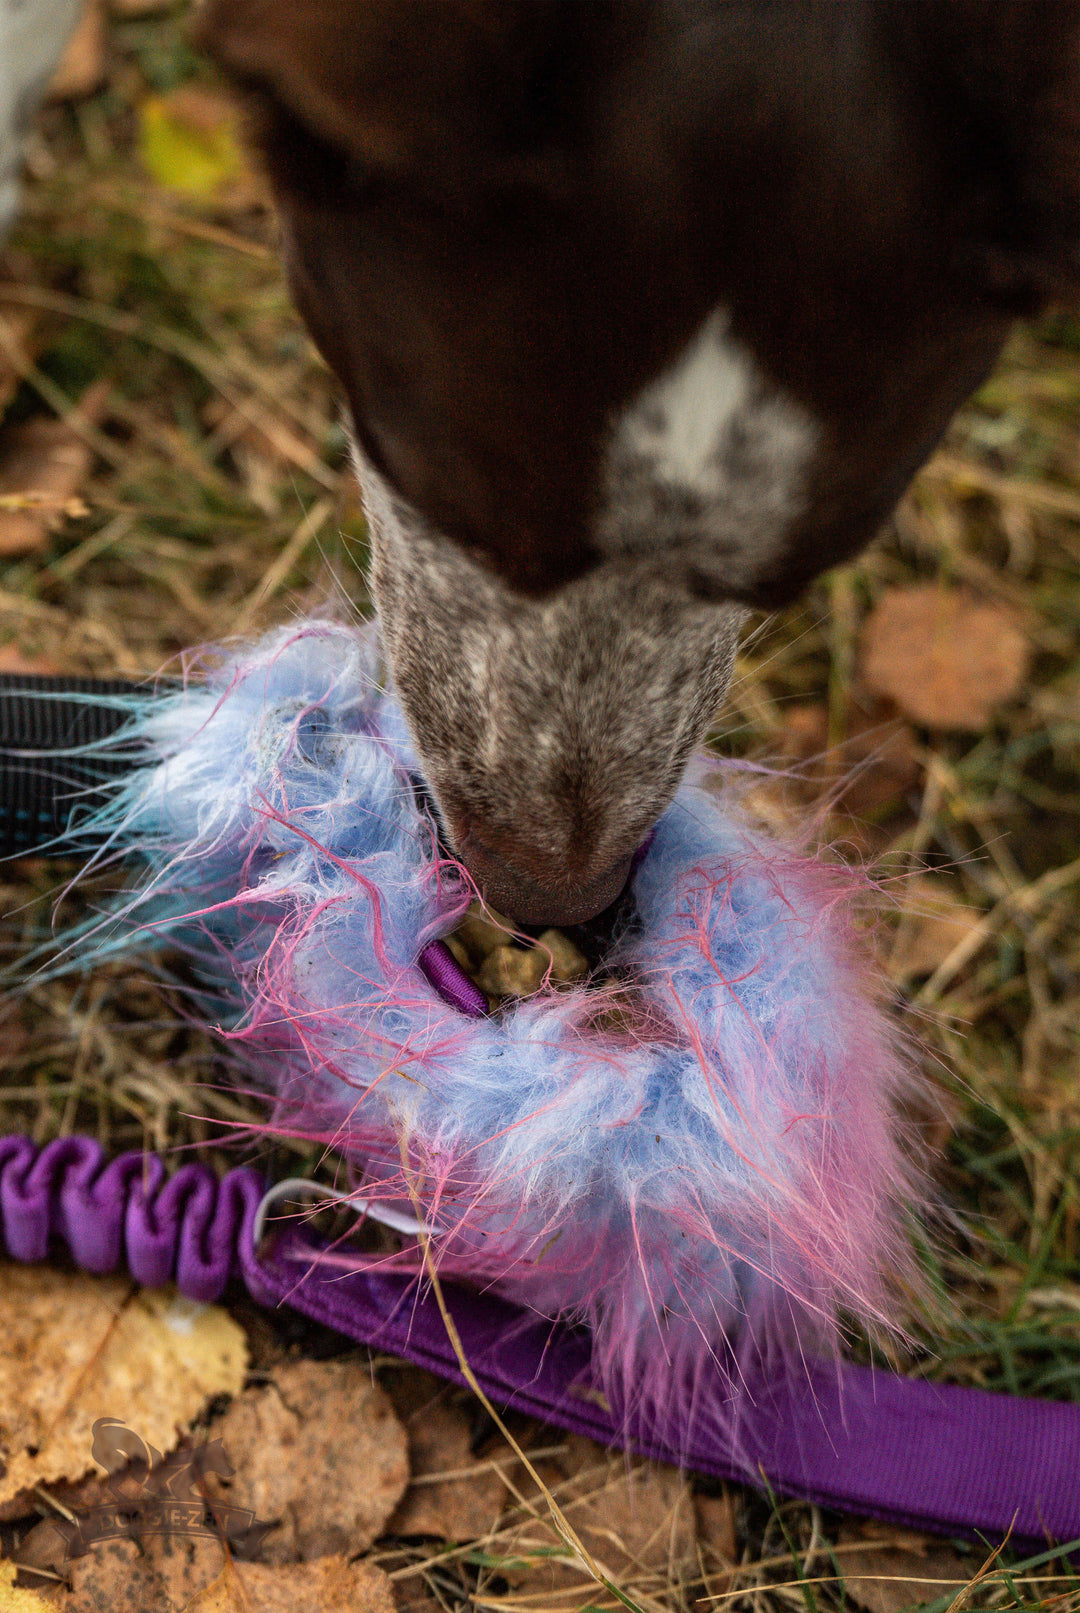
[417,939,489,1017]
[4,1135,1080,1548]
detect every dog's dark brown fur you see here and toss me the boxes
[197,0,1080,923]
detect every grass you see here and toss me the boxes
[1,6,1079,1609]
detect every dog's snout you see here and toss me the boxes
[455,833,634,928]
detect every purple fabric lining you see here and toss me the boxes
[417,939,488,1017]
[3,1134,1080,1549]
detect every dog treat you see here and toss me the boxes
[535,927,590,983]
[452,904,517,963]
[476,941,549,1000]
[449,903,590,1007]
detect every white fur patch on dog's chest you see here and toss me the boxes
[600,309,819,593]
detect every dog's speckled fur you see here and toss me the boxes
[362,446,746,920]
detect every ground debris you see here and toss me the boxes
[0,381,108,557]
[836,1522,971,1613]
[501,1436,696,1602]
[860,583,1031,729]
[203,1359,409,1564]
[188,1555,396,1613]
[383,1373,505,1543]
[0,1269,246,1511]
[0,1559,56,1611]
[883,874,985,981]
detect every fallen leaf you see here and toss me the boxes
[0,313,40,423]
[0,1446,129,1525]
[189,1556,395,1613]
[506,1436,696,1598]
[0,1560,55,1610]
[885,876,984,981]
[0,382,109,556]
[138,88,248,198]
[46,1,106,102]
[205,1359,409,1563]
[11,1514,81,1597]
[0,646,63,676]
[60,1537,172,1613]
[183,1571,244,1613]
[860,584,1030,730]
[16,1440,274,1606]
[837,1525,971,1613]
[695,1490,736,1565]
[384,1381,504,1541]
[777,702,920,823]
[140,1534,232,1613]
[0,1267,247,1508]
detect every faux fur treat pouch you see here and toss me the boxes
[64,619,923,1441]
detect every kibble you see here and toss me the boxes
[476,943,550,999]
[536,928,589,984]
[454,905,518,965]
[450,902,589,1009]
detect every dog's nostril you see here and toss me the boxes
[459,843,635,930]
[405,774,641,931]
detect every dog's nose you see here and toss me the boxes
[455,837,634,928]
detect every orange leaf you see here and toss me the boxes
[860,584,1030,730]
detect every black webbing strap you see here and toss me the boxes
[0,674,152,857]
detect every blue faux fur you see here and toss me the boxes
[66,619,921,1425]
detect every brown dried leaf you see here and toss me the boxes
[506,1436,695,1597]
[0,1448,128,1525]
[0,1267,247,1507]
[0,382,109,556]
[46,1,106,103]
[182,1570,244,1613]
[11,1515,81,1599]
[777,702,920,822]
[189,1557,396,1613]
[205,1359,409,1563]
[60,1538,172,1613]
[0,313,40,423]
[860,585,1030,730]
[0,646,62,676]
[885,876,984,981]
[141,1534,233,1613]
[385,1389,504,1541]
[695,1490,736,1566]
[837,1525,971,1613]
[19,1453,286,1606]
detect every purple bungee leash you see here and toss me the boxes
[4,1132,1080,1548]
[3,673,1080,1550]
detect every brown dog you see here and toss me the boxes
[197,0,1080,925]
